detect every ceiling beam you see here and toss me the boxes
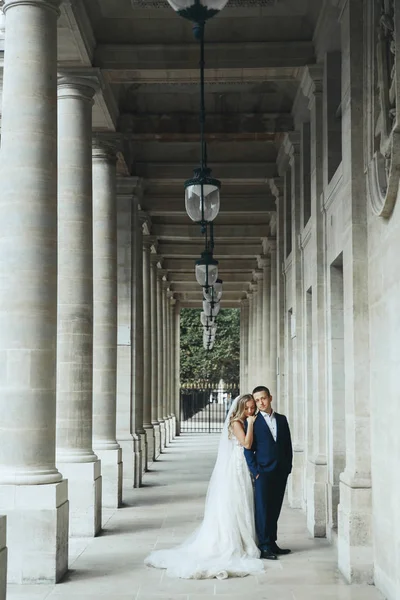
[167,271,251,283]
[179,299,242,309]
[157,243,262,258]
[176,290,245,300]
[143,196,277,216]
[153,223,269,241]
[118,113,294,138]
[95,41,315,72]
[134,162,278,180]
[170,281,249,292]
[162,258,257,271]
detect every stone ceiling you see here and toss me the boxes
[0,0,322,307]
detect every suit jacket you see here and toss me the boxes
[244,412,293,478]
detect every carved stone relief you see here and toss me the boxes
[366,0,400,217]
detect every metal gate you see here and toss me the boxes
[180,382,240,433]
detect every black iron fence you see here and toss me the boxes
[180,382,240,433]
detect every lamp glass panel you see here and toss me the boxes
[195,262,218,287]
[185,183,220,223]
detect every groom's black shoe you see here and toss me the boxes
[271,543,291,555]
[260,548,277,560]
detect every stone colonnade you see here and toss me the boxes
[0,0,179,587]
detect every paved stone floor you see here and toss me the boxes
[7,434,384,600]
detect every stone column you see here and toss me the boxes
[269,241,278,399]
[150,256,161,458]
[337,0,373,582]
[174,300,181,435]
[253,270,263,385]
[92,139,122,509]
[260,256,271,385]
[169,298,177,437]
[57,74,101,537]
[162,281,171,443]
[251,282,259,387]
[116,179,137,488]
[240,300,249,392]
[0,0,68,582]
[247,291,253,390]
[131,200,146,484]
[0,516,6,600]
[142,237,155,463]
[156,270,166,449]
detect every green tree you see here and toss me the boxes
[180,308,240,384]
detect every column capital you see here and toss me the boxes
[151,253,163,267]
[92,137,117,163]
[250,282,258,292]
[253,268,263,281]
[143,235,157,250]
[262,237,277,255]
[158,268,168,281]
[57,73,98,102]
[300,64,324,106]
[3,0,61,14]
[240,298,249,307]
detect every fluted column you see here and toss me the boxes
[269,241,278,399]
[0,0,68,582]
[254,270,263,384]
[156,270,166,449]
[92,139,122,509]
[57,75,101,536]
[150,256,161,458]
[142,238,154,462]
[132,201,146,485]
[174,300,181,435]
[240,299,249,392]
[247,291,254,390]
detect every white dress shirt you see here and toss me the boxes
[260,410,277,442]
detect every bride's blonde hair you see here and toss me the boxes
[228,394,255,438]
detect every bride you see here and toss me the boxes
[144,394,264,579]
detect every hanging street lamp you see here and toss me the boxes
[203,278,223,302]
[195,251,218,287]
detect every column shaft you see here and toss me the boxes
[150,258,161,458]
[142,240,154,461]
[169,300,176,437]
[57,75,101,537]
[269,243,278,399]
[174,301,181,435]
[92,140,122,509]
[156,272,166,449]
[131,201,145,484]
[0,0,67,582]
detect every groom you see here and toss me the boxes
[244,386,293,560]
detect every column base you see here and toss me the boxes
[144,425,155,465]
[338,475,373,584]
[164,418,171,446]
[159,420,166,451]
[93,448,122,509]
[306,459,327,537]
[171,415,177,439]
[117,435,134,489]
[58,460,101,537]
[0,516,7,599]
[133,434,143,488]
[0,480,68,583]
[152,423,161,459]
[326,481,340,541]
[288,448,304,509]
[140,430,148,474]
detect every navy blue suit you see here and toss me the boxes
[244,412,292,550]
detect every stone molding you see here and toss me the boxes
[365,0,400,217]
[92,138,117,163]
[3,0,60,14]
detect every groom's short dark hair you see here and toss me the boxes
[252,385,271,396]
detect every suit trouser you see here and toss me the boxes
[254,468,288,549]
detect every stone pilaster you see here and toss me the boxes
[57,74,101,537]
[259,256,271,385]
[131,199,146,485]
[246,291,254,390]
[156,270,166,449]
[162,280,171,443]
[150,255,161,458]
[92,139,122,509]
[301,65,328,538]
[174,300,181,435]
[142,237,155,463]
[269,240,278,400]
[0,0,68,582]
[253,270,263,385]
[240,299,249,392]
[337,0,373,583]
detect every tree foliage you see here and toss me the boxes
[180,308,240,385]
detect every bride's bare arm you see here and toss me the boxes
[232,417,255,449]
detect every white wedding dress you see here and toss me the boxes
[144,397,264,579]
